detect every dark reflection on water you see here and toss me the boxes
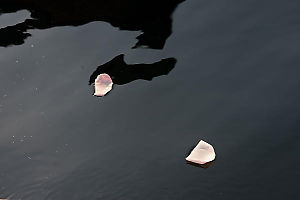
[186,160,215,169]
[89,54,176,85]
[0,0,184,49]
[1,0,300,200]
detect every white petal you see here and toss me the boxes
[186,140,216,164]
[94,73,113,97]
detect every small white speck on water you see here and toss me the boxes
[24,153,32,160]
[30,44,34,47]
[12,136,15,138]
[3,94,7,98]
[16,60,19,63]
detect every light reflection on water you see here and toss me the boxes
[0,10,31,29]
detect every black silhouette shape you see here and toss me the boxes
[0,0,185,48]
[89,54,176,85]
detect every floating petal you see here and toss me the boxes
[186,140,216,165]
[94,73,113,97]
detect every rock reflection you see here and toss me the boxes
[0,0,185,48]
[89,54,176,85]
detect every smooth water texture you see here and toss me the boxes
[0,0,300,199]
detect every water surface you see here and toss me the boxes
[0,0,299,199]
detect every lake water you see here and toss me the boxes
[0,0,299,199]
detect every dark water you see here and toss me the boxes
[1,0,300,199]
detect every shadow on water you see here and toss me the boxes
[0,0,184,89]
[186,160,215,169]
[89,54,176,85]
[0,0,185,49]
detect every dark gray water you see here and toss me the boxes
[1,0,300,199]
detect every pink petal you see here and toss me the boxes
[94,73,113,97]
[186,140,216,165]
